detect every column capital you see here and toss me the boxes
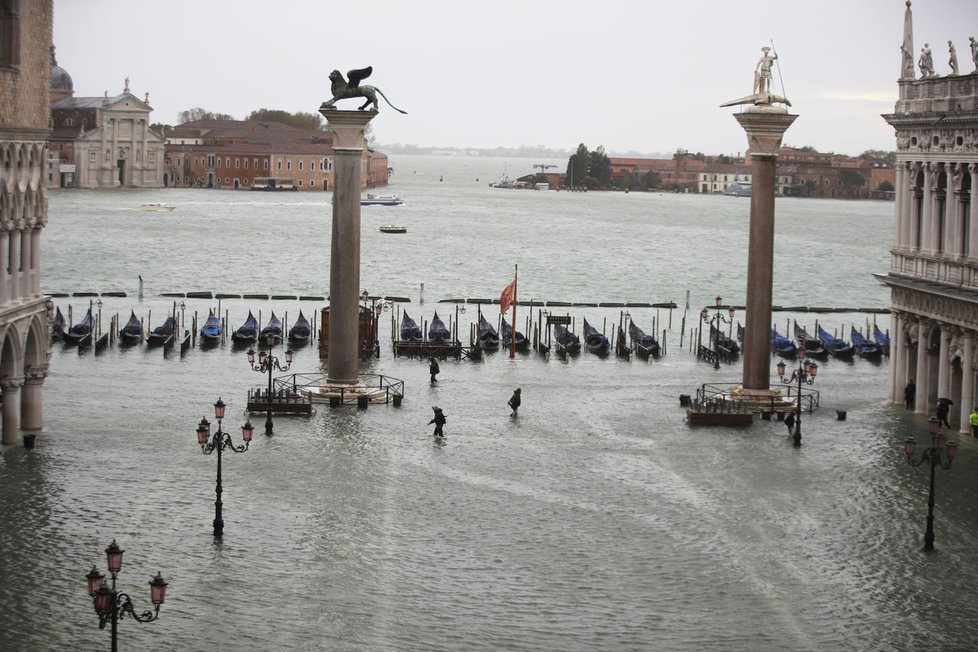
[1,376,25,391]
[733,111,797,157]
[24,365,48,383]
[320,109,376,150]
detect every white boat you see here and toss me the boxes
[723,181,751,197]
[137,203,175,211]
[251,177,297,191]
[361,193,403,206]
[380,225,407,233]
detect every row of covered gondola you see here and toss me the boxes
[763,321,890,361]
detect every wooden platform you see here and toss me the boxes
[686,410,754,426]
[393,340,463,359]
[246,388,313,414]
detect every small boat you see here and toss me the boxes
[477,314,500,350]
[361,193,403,206]
[251,177,296,191]
[146,316,176,347]
[231,311,258,344]
[199,310,222,345]
[723,181,751,197]
[260,312,283,343]
[400,311,423,342]
[553,324,581,354]
[118,310,144,345]
[582,318,609,354]
[793,323,829,359]
[500,315,528,350]
[851,327,883,360]
[137,203,175,211]
[63,308,93,346]
[52,306,66,342]
[711,325,740,355]
[816,325,855,360]
[771,329,798,358]
[628,320,661,359]
[428,312,451,342]
[873,324,890,356]
[288,311,312,347]
[379,225,407,233]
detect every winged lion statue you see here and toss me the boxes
[320,66,407,114]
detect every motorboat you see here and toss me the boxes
[380,225,407,233]
[723,181,751,197]
[361,193,403,206]
[137,203,175,211]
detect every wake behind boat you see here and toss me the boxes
[137,203,175,211]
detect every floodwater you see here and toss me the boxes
[2,155,977,651]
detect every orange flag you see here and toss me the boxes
[499,279,516,314]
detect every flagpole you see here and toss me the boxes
[510,264,518,358]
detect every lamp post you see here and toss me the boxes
[196,398,254,538]
[246,333,292,435]
[85,540,168,652]
[700,296,736,369]
[776,346,818,447]
[904,416,958,551]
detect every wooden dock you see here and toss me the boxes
[246,387,313,415]
[393,340,465,359]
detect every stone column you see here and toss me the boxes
[922,163,934,252]
[21,365,47,431]
[958,332,974,436]
[909,163,922,250]
[915,319,930,414]
[945,163,958,255]
[969,164,978,260]
[320,109,375,385]
[0,230,8,307]
[1,376,24,445]
[734,109,797,391]
[30,227,40,297]
[9,227,21,303]
[894,163,906,250]
[891,312,904,403]
[937,325,951,400]
[20,229,31,299]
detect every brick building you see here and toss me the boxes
[0,0,53,444]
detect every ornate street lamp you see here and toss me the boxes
[905,416,958,551]
[246,333,292,435]
[197,398,254,538]
[700,296,736,369]
[777,345,818,447]
[85,540,167,652]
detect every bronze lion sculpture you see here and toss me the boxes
[320,66,407,114]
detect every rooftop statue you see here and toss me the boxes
[320,66,407,114]
[918,42,935,78]
[948,41,959,75]
[720,46,791,109]
[970,36,978,72]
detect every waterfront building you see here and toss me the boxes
[878,2,978,434]
[0,0,53,444]
[47,56,164,189]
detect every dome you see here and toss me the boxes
[49,47,73,95]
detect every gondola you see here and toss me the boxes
[771,329,798,358]
[553,324,581,354]
[582,318,609,354]
[816,325,855,359]
[199,310,222,345]
[793,323,829,359]
[400,311,423,342]
[477,314,500,350]
[260,312,282,343]
[231,311,258,344]
[628,320,661,359]
[851,327,883,360]
[711,325,740,355]
[428,311,451,342]
[146,316,176,347]
[63,308,93,346]
[288,310,311,347]
[873,324,890,356]
[118,310,144,345]
[500,315,528,350]
[736,322,744,344]
[52,306,66,342]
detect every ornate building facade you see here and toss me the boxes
[878,2,978,434]
[0,0,53,445]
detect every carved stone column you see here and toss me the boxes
[937,325,951,401]
[915,319,930,414]
[0,230,8,307]
[320,109,375,385]
[21,365,47,431]
[733,109,797,392]
[1,376,24,445]
[944,163,958,255]
[20,229,31,299]
[958,332,974,436]
[910,162,922,250]
[891,312,904,403]
[922,163,935,253]
[895,163,907,250]
[969,163,978,260]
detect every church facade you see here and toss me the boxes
[878,2,978,434]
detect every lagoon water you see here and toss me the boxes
[2,155,978,651]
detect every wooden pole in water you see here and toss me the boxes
[510,265,518,359]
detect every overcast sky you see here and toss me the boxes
[53,0,978,156]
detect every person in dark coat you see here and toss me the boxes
[429,357,440,384]
[508,388,522,416]
[936,399,951,428]
[784,411,796,435]
[904,379,916,410]
[429,406,446,437]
